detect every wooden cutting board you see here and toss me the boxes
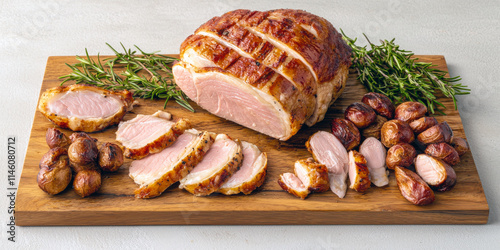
[15,55,489,226]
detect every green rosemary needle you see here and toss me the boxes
[59,43,194,112]
[341,30,470,114]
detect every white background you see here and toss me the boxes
[1,0,499,249]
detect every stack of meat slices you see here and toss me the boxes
[116,111,268,198]
[173,9,351,140]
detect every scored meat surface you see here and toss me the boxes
[129,129,215,198]
[306,131,349,198]
[116,111,191,159]
[174,9,351,140]
[179,134,243,196]
[219,141,268,195]
[38,85,134,132]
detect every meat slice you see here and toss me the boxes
[38,85,134,132]
[294,158,330,192]
[179,134,243,196]
[173,62,304,140]
[306,131,349,198]
[116,111,191,159]
[129,129,215,198]
[219,141,268,195]
[278,173,310,199]
[348,150,371,193]
[359,137,389,187]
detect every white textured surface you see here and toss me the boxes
[1,0,499,249]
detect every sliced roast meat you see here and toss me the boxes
[278,173,310,199]
[306,131,349,198]
[129,129,215,198]
[359,137,389,187]
[414,154,457,192]
[173,62,305,140]
[179,134,243,196]
[219,141,268,195]
[174,9,351,140]
[116,111,192,159]
[294,158,330,193]
[38,85,134,132]
[348,150,371,193]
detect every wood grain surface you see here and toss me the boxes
[15,55,489,226]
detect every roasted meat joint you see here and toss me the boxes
[173,9,352,140]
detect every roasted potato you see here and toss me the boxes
[380,119,415,148]
[386,143,417,170]
[425,142,460,166]
[395,166,435,205]
[415,154,457,192]
[361,92,395,119]
[69,132,97,143]
[331,118,361,151]
[409,116,438,134]
[68,137,98,165]
[450,137,469,156]
[46,128,71,149]
[98,142,124,172]
[361,115,387,140]
[37,147,72,195]
[417,122,453,145]
[395,101,427,123]
[73,168,102,197]
[344,102,377,129]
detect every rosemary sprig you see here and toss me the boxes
[59,43,194,112]
[341,30,470,114]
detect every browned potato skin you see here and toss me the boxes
[417,122,453,145]
[69,132,97,143]
[98,142,124,172]
[331,118,361,151]
[46,128,71,149]
[395,102,427,123]
[68,137,98,165]
[73,169,102,197]
[37,147,72,195]
[361,92,395,119]
[386,143,417,170]
[409,116,438,134]
[425,142,460,166]
[344,102,377,129]
[361,115,387,140]
[395,166,435,205]
[380,119,415,148]
[450,137,469,156]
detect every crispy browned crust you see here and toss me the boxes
[134,131,215,198]
[38,84,134,132]
[123,118,192,160]
[278,174,310,199]
[193,10,317,97]
[239,9,351,83]
[295,158,330,193]
[181,139,243,196]
[218,152,268,195]
[349,150,371,193]
[179,62,304,140]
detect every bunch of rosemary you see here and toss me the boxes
[341,30,470,114]
[60,43,194,112]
